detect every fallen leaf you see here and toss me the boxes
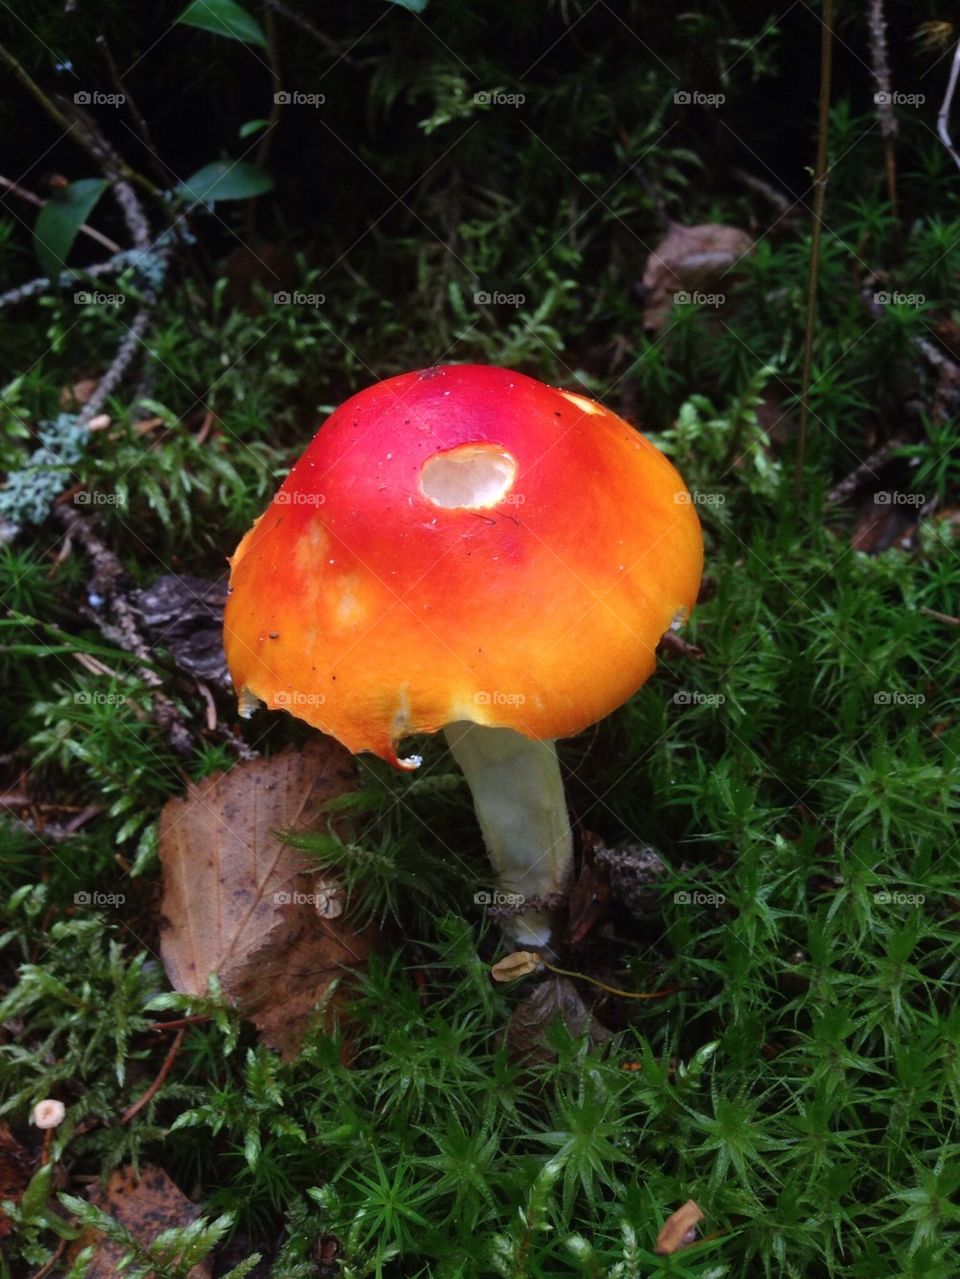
[158,740,376,1058]
[491,951,543,983]
[505,976,612,1064]
[0,1124,32,1237]
[66,1164,209,1278]
[655,1199,704,1255]
[641,222,754,329]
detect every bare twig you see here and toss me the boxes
[55,501,194,755]
[120,1028,185,1123]
[937,39,960,174]
[265,0,359,64]
[826,437,904,502]
[796,0,834,501]
[81,307,152,420]
[868,0,899,220]
[920,606,960,626]
[0,174,122,252]
[96,34,170,191]
[0,41,163,201]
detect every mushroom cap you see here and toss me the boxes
[224,365,702,766]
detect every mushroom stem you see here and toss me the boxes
[443,721,574,951]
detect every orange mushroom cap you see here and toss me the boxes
[224,365,703,767]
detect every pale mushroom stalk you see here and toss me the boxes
[443,721,573,950]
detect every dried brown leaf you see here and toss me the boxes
[491,950,543,983]
[505,975,612,1064]
[655,1199,704,1255]
[67,1164,209,1278]
[641,222,754,330]
[158,740,375,1058]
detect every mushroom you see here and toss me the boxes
[223,365,702,950]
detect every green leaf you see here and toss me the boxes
[33,178,109,280]
[20,1163,55,1220]
[239,118,270,139]
[177,160,274,205]
[176,0,266,47]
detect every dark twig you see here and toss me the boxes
[826,437,904,502]
[796,0,834,501]
[868,0,899,222]
[0,174,122,252]
[265,0,359,64]
[96,34,170,191]
[0,41,163,202]
[120,1028,185,1123]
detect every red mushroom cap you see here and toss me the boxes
[224,364,703,765]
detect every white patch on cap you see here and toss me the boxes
[237,686,262,718]
[558,390,603,415]
[420,444,517,510]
